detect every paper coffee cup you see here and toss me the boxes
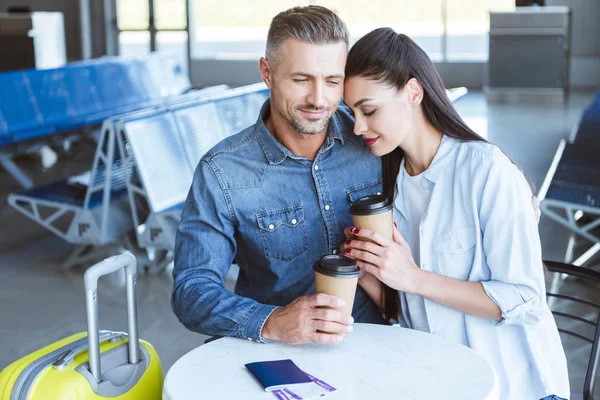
[350,194,393,241]
[313,255,360,335]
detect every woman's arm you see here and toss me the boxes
[413,270,501,321]
[346,227,501,321]
[358,271,384,310]
[346,149,544,326]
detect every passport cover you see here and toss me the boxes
[245,359,312,391]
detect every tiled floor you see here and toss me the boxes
[0,91,598,398]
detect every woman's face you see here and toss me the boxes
[344,76,417,157]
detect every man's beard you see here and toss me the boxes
[285,104,332,135]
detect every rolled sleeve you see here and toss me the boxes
[481,281,541,326]
[478,149,545,327]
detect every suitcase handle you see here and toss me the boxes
[83,253,139,383]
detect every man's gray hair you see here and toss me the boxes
[266,6,349,68]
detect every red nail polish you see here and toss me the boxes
[393,222,397,228]
[345,248,351,254]
[352,228,359,234]
[345,240,351,245]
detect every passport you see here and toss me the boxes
[245,359,312,391]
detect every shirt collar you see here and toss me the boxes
[255,99,345,165]
[422,135,460,184]
[396,134,459,191]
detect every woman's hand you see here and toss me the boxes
[341,225,422,294]
[342,225,502,321]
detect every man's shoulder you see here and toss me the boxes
[196,124,267,189]
[203,125,261,161]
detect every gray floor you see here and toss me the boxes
[0,91,598,398]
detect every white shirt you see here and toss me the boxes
[392,136,569,400]
[397,167,430,333]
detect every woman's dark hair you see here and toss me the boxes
[345,28,534,323]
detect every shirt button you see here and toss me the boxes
[291,219,297,225]
[332,250,338,255]
[456,244,462,250]
[324,205,330,211]
[420,228,425,234]
[268,224,275,230]
[314,165,319,171]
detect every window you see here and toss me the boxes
[155,0,187,30]
[191,1,305,59]
[190,1,514,61]
[320,0,443,60]
[115,0,189,75]
[117,0,151,56]
[117,0,149,30]
[446,0,514,60]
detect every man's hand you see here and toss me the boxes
[261,294,354,344]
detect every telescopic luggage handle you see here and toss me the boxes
[83,252,139,383]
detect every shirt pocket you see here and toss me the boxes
[256,205,309,262]
[433,226,478,280]
[346,179,383,204]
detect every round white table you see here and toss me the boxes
[163,323,498,400]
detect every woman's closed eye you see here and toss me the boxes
[362,109,376,117]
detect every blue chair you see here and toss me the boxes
[120,84,269,253]
[62,65,103,125]
[8,118,133,250]
[0,71,49,140]
[0,108,8,142]
[569,90,600,143]
[540,92,600,266]
[133,54,166,101]
[6,83,232,268]
[111,61,151,109]
[0,53,201,190]
[23,69,73,136]
[158,52,191,97]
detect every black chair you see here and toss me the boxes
[545,260,600,400]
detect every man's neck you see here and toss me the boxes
[264,109,328,161]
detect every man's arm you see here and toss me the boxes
[171,159,277,342]
[172,159,354,344]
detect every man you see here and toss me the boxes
[172,5,384,345]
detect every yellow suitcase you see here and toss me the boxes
[0,253,163,400]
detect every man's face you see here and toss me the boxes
[264,39,347,136]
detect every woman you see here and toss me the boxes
[341,28,569,400]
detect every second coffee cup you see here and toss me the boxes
[350,194,393,241]
[314,255,360,335]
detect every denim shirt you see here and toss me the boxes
[394,136,569,399]
[172,100,384,343]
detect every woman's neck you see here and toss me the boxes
[402,121,443,177]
